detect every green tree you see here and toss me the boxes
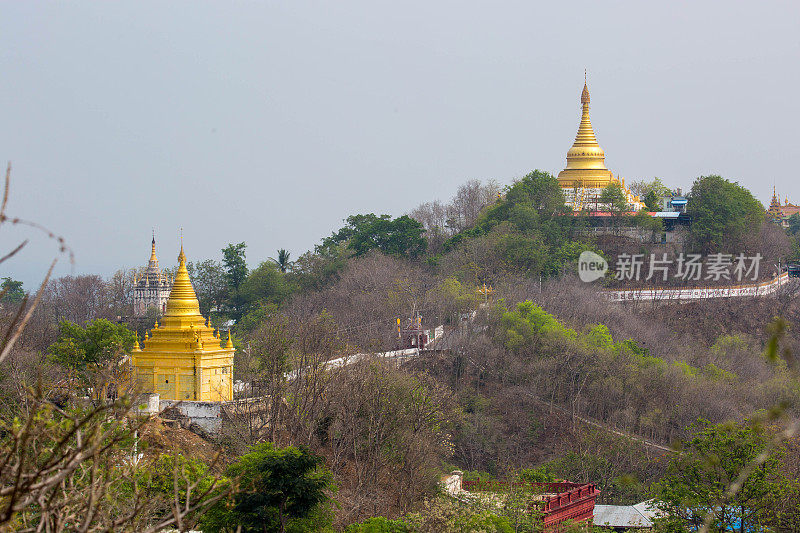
[503,170,567,218]
[600,183,630,215]
[49,319,137,401]
[0,277,24,303]
[222,242,249,321]
[599,183,631,233]
[787,213,800,236]
[643,190,661,211]
[134,454,224,519]
[270,249,292,273]
[205,443,333,533]
[289,243,349,292]
[633,209,664,241]
[655,420,787,532]
[324,214,427,258]
[240,261,291,312]
[49,318,136,371]
[186,259,228,318]
[686,175,764,253]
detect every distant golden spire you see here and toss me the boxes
[146,232,160,270]
[150,236,157,262]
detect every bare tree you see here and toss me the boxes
[446,179,501,233]
[409,200,450,252]
[42,275,113,325]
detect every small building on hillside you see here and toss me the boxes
[397,315,429,350]
[660,192,687,214]
[132,244,234,402]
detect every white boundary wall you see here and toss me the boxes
[605,272,790,302]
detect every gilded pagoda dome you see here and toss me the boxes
[558,82,614,186]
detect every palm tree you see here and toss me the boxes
[270,249,292,273]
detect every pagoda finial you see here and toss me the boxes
[581,76,590,107]
[163,240,201,318]
[149,231,158,264]
[178,230,186,265]
[225,331,234,349]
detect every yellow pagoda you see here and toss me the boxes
[132,244,234,402]
[557,80,642,211]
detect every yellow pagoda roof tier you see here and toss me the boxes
[557,81,614,187]
[136,244,225,349]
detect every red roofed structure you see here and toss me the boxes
[462,479,600,531]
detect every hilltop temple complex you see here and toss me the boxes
[133,236,173,317]
[132,244,234,402]
[557,81,643,211]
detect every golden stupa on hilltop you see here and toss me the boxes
[132,243,234,402]
[557,78,642,211]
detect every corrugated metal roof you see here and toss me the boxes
[632,500,658,519]
[593,502,654,528]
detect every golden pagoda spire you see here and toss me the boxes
[225,331,234,349]
[557,77,614,189]
[161,242,202,323]
[568,81,606,168]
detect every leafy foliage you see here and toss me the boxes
[687,175,765,253]
[643,190,661,211]
[49,318,136,371]
[271,249,292,273]
[0,277,24,303]
[186,259,227,318]
[204,442,333,533]
[323,214,427,258]
[599,183,630,215]
[240,261,292,310]
[222,242,249,320]
[788,213,800,236]
[439,170,598,281]
[655,420,788,532]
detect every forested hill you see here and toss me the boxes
[2,170,800,531]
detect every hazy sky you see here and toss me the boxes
[2,1,799,287]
